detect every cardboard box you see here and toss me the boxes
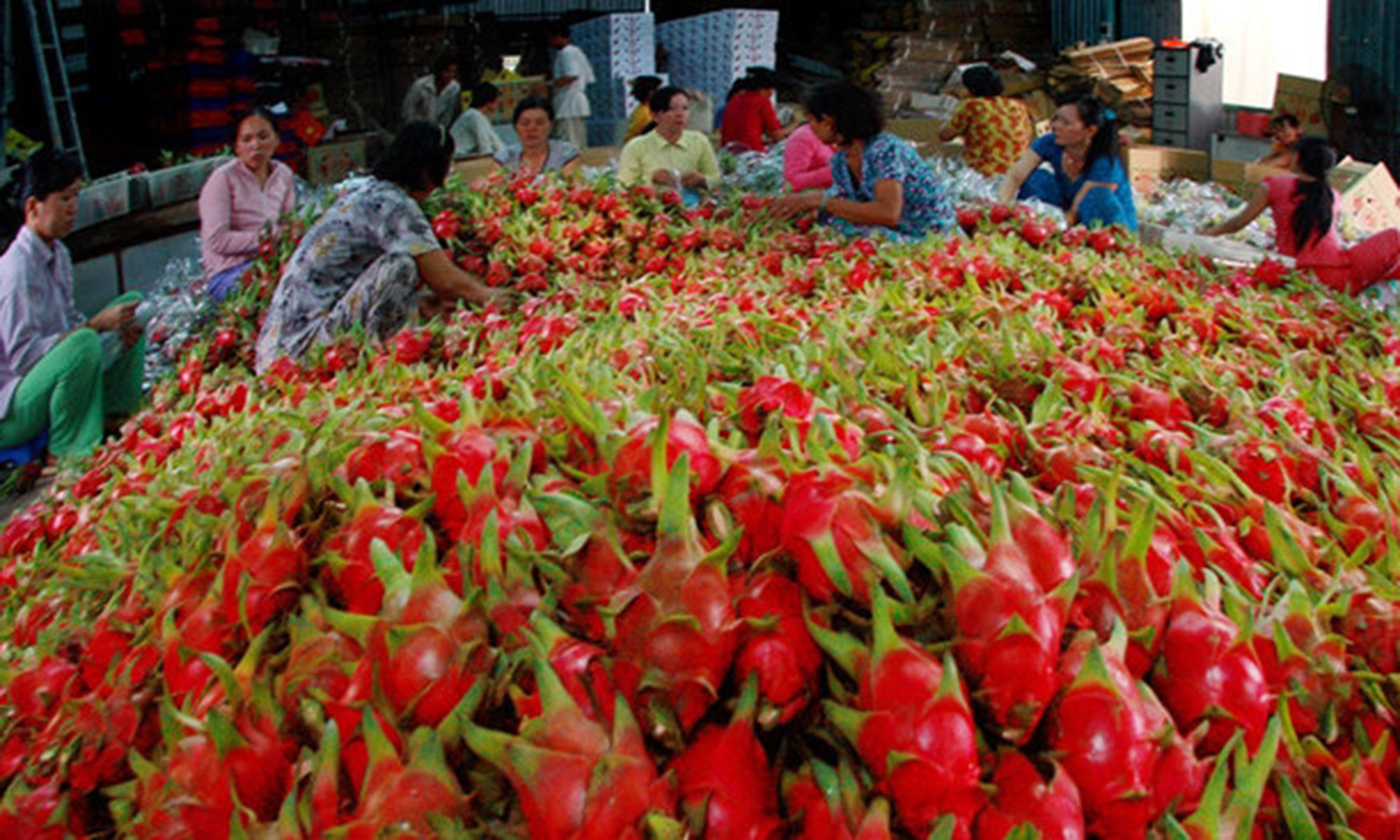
[1209,158,1289,197]
[1331,159,1400,237]
[1271,74,1343,139]
[887,118,949,143]
[307,136,367,185]
[1123,145,1209,195]
[918,140,966,160]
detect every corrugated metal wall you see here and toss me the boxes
[1051,0,1112,49]
[1051,0,1180,49]
[472,0,644,18]
[1329,0,1400,171]
[1117,0,1180,43]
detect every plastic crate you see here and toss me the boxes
[140,156,229,208]
[74,174,136,230]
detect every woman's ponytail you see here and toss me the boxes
[1292,135,1336,249]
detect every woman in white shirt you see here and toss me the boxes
[449,83,505,159]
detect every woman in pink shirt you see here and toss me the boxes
[1204,135,1400,296]
[783,120,835,191]
[199,107,296,301]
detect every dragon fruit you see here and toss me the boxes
[939,487,1076,744]
[1047,632,1159,838]
[974,751,1085,840]
[670,677,784,839]
[610,454,739,738]
[811,589,983,836]
[784,759,894,840]
[465,653,672,839]
[780,468,912,604]
[732,571,823,725]
[1151,571,1274,755]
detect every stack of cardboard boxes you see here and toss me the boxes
[572,13,658,147]
[656,9,780,125]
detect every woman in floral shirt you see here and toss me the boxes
[255,122,503,372]
[772,82,954,242]
[939,65,1034,176]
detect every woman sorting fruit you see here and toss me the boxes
[254,122,502,373]
[997,95,1138,232]
[0,150,145,458]
[1204,135,1400,303]
[772,81,954,241]
[491,97,580,179]
[938,64,1034,177]
[199,107,297,302]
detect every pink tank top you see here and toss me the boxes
[1265,175,1347,269]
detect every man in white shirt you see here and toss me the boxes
[402,53,461,129]
[546,28,594,149]
[449,82,505,158]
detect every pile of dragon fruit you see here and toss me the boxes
[3,167,1400,839]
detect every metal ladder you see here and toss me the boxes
[20,0,87,174]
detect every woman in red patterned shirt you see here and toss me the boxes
[939,65,1034,177]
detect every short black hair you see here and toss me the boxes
[744,67,782,90]
[230,106,280,145]
[471,82,500,108]
[650,86,689,115]
[1271,112,1301,129]
[432,52,458,75]
[805,82,884,143]
[631,75,662,105]
[962,65,1004,98]
[372,120,454,192]
[513,95,555,125]
[19,148,84,204]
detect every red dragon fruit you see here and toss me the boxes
[608,412,722,517]
[1151,571,1274,755]
[811,589,984,836]
[784,760,894,840]
[939,488,1076,744]
[736,375,815,439]
[1047,631,1160,838]
[732,571,824,725]
[780,468,912,604]
[320,493,430,615]
[974,751,1085,840]
[712,452,787,563]
[610,454,738,738]
[670,677,784,840]
[340,713,472,838]
[465,654,673,839]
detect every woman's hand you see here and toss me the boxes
[88,301,138,333]
[1068,181,1117,225]
[1201,184,1270,239]
[997,148,1043,205]
[771,191,822,220]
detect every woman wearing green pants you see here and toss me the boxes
[0,151,146,459]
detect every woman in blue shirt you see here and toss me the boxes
[772,81,954,241]
[997,95,1137,231]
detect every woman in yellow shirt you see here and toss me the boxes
[625,76,662,143]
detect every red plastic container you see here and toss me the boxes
[1237,111,1272,137]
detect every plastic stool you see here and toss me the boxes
[0,431,49,468]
